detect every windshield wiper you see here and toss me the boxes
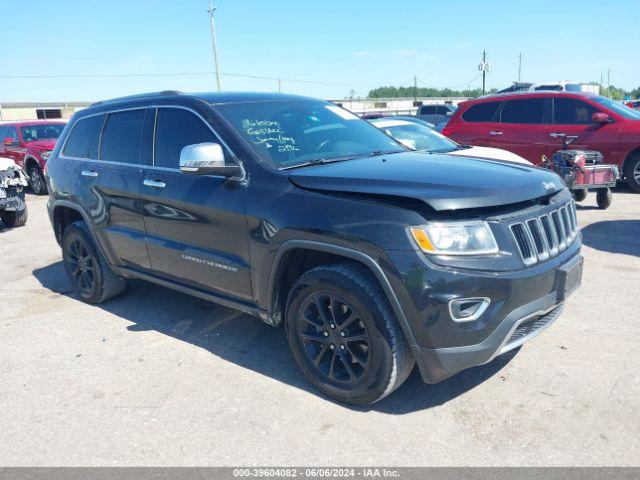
[280,156,354,170]
[363,149,403,157]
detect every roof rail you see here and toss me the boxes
[90,90,182,107]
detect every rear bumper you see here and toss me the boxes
[0,191,25,211]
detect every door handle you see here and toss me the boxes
[489,131,503,136]
[81,170,98,177]
[143,179,166,189]
[549,132,567,138]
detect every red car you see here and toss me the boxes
[0,121,66,195]
[443,91,640,192]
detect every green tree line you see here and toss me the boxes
[368,85,640,100]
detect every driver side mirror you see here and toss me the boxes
[592,112,611,124]
[3,137,17,146]
[179,142,242,178]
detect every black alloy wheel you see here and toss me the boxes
[61,221,126,304]
[286,263,414,405]
[297,291,372,384]
[66,237,97,295]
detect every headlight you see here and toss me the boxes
[409,221,498,255]
[40,151,51,160]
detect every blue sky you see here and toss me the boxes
[1,0,638,102]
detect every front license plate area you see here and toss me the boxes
[557,256,583,302]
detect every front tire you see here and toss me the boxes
[62,221,126,304]
[28,165,47,195]
[624,154,640,193]
[285,263,414,405]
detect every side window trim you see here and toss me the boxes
[60,104,241,171]
[152,105,237,170]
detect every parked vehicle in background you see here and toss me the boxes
[0,121,66,195]
[495,82,599,95]
[624,100,640,110]
[415,104,457,124]
[358,114,434,129]
[46,91,582,405]
[389,116,435,129]
[370,118,531,164]
[0,157,28,228]
[443,91,640,191]
[496,82,533,94]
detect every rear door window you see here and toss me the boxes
[500,98,545,124]
[63,115,104,159]
[462,101,501,122]
[153,108,220,169]
[4,126,19,143]
[419,106,436,115]
[553,98,599,124]
[100,110,145,164]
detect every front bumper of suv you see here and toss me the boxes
[385,242,582,384]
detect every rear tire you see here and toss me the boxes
[572,189,587,202]
[596,188,612,209]
[624,154,640,193]
[285,263,414,405]
[62,221,126,304]
[28,165,47,195]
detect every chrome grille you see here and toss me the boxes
[510,201,578,266]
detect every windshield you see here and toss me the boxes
[214,100,405,168]
[20,124,64,142]
[374,122,458,152]
[593,96,640,120]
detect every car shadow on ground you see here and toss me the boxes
[580,220,640,257]
[33,261,517,414]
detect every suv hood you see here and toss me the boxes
[287,151,564,211]
[25,139,57,151]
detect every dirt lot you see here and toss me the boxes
[1,189,638,466]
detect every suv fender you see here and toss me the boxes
[50,200,120,269]
[266,239,419,351]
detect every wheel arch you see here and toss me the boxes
[622,147,640,178]
[266,240,418,350]
[50,201,117,267]
[24,155,43,171]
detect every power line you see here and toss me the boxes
[0,71,380,88]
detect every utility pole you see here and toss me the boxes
[413,76,417,102]
[607,69,611,98]
[518,52,523,82]
[479,50,490,95]
[207,2,222,91]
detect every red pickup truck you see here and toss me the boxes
[0,121,66,195]
[443,91,640,192]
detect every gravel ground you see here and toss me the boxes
[0,188,638,466]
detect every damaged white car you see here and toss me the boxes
[0,156,28,228]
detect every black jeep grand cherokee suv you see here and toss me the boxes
[46,91,582,404]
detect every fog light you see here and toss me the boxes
[448,297,490,323]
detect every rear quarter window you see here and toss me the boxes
[63,115,104,159]
[461,101,501,122]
